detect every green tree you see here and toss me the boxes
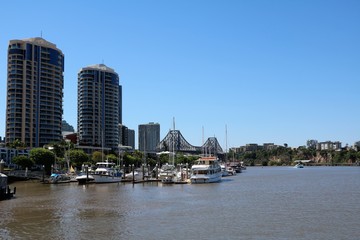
[69,149,89,168]
[106,154,117,163]
[29,148,55,175]
[7,139,27,149]
[344,150,358,164]
[158,152,171,166]
[123,153,137,167]
[122,151,143,167]
[92,151,105,163]
[12,155,34,169]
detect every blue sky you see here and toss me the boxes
[1,0,359,149]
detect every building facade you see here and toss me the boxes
[127,129,135,150]
[307,139,318,149]
[77,64,121,150]
[119,124,135,150]
[316,141,342,151]
[6,37,64,147]
[138,122,160,153]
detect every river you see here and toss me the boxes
[1,166,359,240]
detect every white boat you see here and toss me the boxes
[294,163,304,168]
[76,165,95,184]
[221,164,230,177]
[190,156,222,183]
[227,166,236,176]
[161,175,175,184]
[92,161,122,183]
[158,163,177,181]
[125,170,141,181]
[76,173,95,184]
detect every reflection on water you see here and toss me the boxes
[1,167,360,239]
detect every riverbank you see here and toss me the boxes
[5,164,359,184]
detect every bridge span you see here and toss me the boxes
[157,130,223,155]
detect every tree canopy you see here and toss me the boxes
[29,148,55,174]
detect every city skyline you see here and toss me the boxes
[1,1,359,149]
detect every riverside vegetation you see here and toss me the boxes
[232,146,360,166]
[7,139,360,174]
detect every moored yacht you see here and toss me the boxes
[190,156,222,183]
[158,163,177,181]
[92,161,122,183]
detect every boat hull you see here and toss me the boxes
[92,174,122,183]
[76,175,95,184]
[190,156,222,184]
[294,164,304,168]
[190,173,222,184]
[47,173,71,184]
[161,176,175,184]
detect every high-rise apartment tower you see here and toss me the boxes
[77,64,121,150]
[6,37,64,147]
[138,122,160,153]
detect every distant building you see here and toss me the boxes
[307,139,318,149]
[63,132,77,145]
[263,143,276,151]
[119,124,135,150]
[232,143,279,153]
[138,122,160,153]
[77,64,121,150]
[6,37,64,148]
[127,129,135,150]
[317,141,342,151]
[245,144,259,152]
[354,141,360,151]
[62,120,75,133]
[0,147,30,166]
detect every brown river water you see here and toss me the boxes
[1,166,359,240]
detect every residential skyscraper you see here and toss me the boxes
[77,64,121,150]
[138,122,160,152]
[119,124,135,150]
[6,37,64,147]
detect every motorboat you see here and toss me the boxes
[294,163,304,168]
[227,167,236,176]
[76,165,95,184]
[158,163,177,181]
[161,175,175,184]
[234,165,242,173]
[125,170,141,181]
[48,173,71,184]
[220,164,230,177]
[92,161,122,183]
[76,173,95,184]
[190,156,222,183]
[221,164,236,176]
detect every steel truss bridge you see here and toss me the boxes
[157,130,223,155]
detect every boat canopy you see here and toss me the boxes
[294,160,312,163]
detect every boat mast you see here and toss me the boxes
[202,126,209,156]
[225,124,228,163]
[172,117,175,165]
